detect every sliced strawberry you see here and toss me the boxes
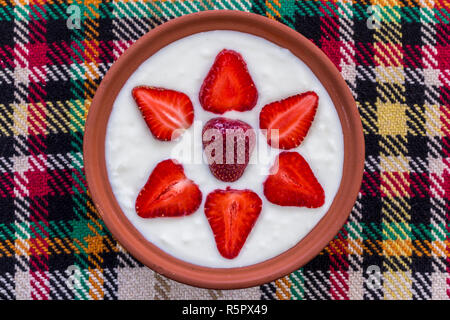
[202,117,256,182]
[204,187,262,259]
[259,91,319,149]
[199,49,258,114]
[263,152,324,208]
[135,159,202,218]
[132,86,194,141]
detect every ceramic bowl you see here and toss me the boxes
[83,10,364,289]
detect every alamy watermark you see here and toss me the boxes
[367,5,381,30]
[66,265,82,290]
[365,265,382,290]
[169,121,280,175]
[66,5,81,30]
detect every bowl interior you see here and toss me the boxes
[83,10,364,289]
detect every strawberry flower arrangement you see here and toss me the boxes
[131,49,324,259]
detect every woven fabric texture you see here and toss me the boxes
[0,0,449,300]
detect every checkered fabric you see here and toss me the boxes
[0,0,448,300]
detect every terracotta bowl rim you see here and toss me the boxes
[83,10,365,289]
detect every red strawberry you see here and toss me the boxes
[135,159,202,218]
[204,187,262,259]
[263,152,324,208]
[259,91,319,149]
[199,49,258,114]
[202,117,256,182]
[132,86,194,141]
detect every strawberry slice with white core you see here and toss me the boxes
[132,86,194,141]
[135,159,202,218]
[263,152,324,208]
[259,91,318,150]
[199,49,258,114]
[204,187,262,259]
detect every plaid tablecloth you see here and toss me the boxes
[0,0,449,300]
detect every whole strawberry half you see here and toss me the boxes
[204,187,262,259]
[132,86,194,141]
[135,159,202,218]
[264,152,324,208]
[202,117,256,182]
[259,91,318,149]
[199,49,258,114]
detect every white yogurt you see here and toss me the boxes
[105,31,344,268]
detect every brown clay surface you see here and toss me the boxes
[83,10,365,289]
